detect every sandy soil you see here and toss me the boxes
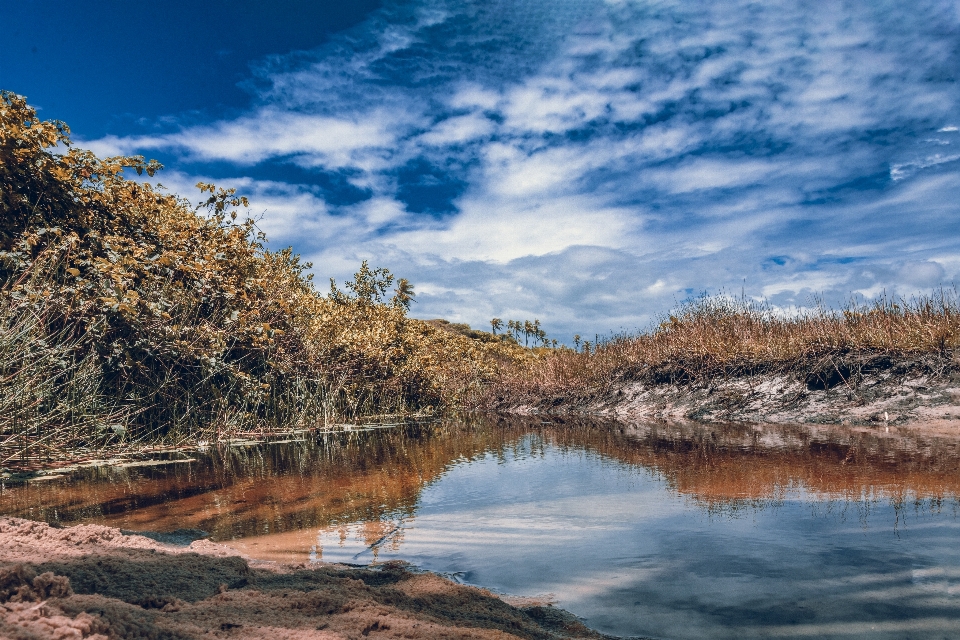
[509,354,960,432]
[0,518,614,640]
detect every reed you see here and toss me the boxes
[0,292,127,466]
[492,291,960,402]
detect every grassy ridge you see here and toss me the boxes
[5,90,960,464]
[491,293,960,404]
[0,92,525,465]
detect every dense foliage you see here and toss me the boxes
[0,91,525,464]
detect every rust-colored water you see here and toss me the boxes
[3,416,960,638]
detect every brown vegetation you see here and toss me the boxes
[6,88,960,464]
[490,293,960,409]
[0,91,525,467]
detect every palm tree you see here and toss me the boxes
[490,318,503,335]
[392,278,415,309]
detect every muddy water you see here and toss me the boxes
[3,416,960,639]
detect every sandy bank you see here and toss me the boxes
[505,353,960,431]
[0,518,613,640]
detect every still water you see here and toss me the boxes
[3,416,960,639]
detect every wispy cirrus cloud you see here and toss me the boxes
[87,110,403,170]
[80,0,960,340]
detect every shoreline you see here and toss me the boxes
[0,517,616,640]
[499,353,960,432]
[4,413,959,638]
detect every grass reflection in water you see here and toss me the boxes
[2,416,960,558]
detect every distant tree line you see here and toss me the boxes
[490,318,557,348]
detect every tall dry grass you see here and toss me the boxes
[0,91,527,466]
[0,293,128,466]
[492,292,960,402]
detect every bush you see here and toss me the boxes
[0,91,525,464]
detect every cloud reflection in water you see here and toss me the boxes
[3,417,960,638]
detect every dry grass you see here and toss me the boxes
[491,292,960,403]
[0,294,128,467]
[0,92,527,466]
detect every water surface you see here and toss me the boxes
[3,416,960,639]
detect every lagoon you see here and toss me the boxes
[3,417,960,639]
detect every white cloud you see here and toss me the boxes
[185,112,395,166]
[417,113,496,146]
[503,78,612,134]
[394,194,636,263]
[77,134,144,159]
[482,143,595,198]
[897,261,946,287]
[647,158,777,194]
[448,84,501,111]
[891,153,960,181]
[115,111,400,169]
[149,171,354,249]
[77,0,960,338]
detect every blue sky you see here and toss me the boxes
[5,0,960,341]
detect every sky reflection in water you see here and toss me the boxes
[3,417,960,639]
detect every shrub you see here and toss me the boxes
[0,91,525,464]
